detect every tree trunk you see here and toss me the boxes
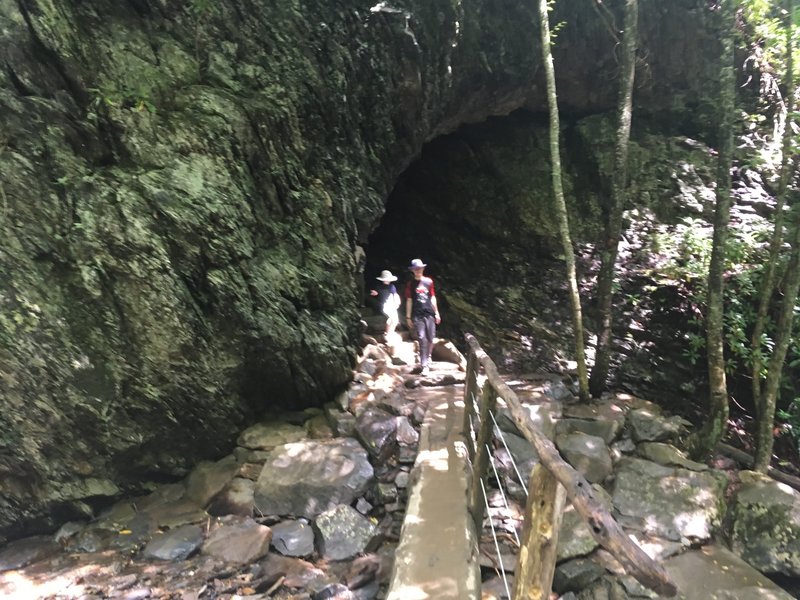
[754,0,797,472]
[589,0,638,397]
[537,0,589,401]
[688,0,735,459]
[751,0,796,451]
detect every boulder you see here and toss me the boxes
[254,438,374,518]
[314,505,378,561]
[201,517,272,564]
[237,421,307,450]
[271,519,316,558]
[555,433,613,483]
[612,457,726,542]
[142,524,204,561]
[730,471,800,576]
[185,455,240,507]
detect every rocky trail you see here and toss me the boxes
[1,326,799,600]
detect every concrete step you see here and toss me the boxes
[386,386,481,600]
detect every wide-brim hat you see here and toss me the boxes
[408,258,427,269]
[376,270,398,282]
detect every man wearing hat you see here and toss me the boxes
[370,270,401,340]
[404,259,441,374]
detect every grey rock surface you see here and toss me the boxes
[730,471,800,577]
[314,504,378,561]
[612,457,726,542]
[142,524,204,561]
[254,438,374,518]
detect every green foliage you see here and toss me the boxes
[777,397,800,453]
[88,83,156,118]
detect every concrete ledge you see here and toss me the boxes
[387,387,481,600]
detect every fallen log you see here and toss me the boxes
[716,442,800,491]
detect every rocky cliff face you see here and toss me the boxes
[0,0,716,539]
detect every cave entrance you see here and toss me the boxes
[362,110,576,373]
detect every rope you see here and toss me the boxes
[489,410,529,496]
[480,477,512,600]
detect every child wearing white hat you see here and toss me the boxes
[370,270,401,339]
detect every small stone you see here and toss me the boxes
[271,520,316,558]
[142,524,204,561]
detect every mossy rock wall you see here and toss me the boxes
[0,0,716,539]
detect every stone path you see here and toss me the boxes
[1,329,799,600]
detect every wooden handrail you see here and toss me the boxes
[464,333,677,598]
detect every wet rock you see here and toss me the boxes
[552,557,606,595]
[142,524,204,561]
[314,505,378,561]
[201,517,272,564]
[0,535,59,572]
[612,457,727,542]
[355,407,399,460]
[207,477,255,517]
[254,438,374,518]
[185,455,240,507]
[730,470,800,576]
[237,421,307,450]
[555,433,613,483]
[271,520,315,558]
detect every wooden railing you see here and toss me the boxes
[463,333,677,599]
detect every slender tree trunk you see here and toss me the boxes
[589,0,638,398]
[537,0,589,401]
[754,0,797,472]
[751,0,795,426]
[755,215,800,471]
[689,0,735,459]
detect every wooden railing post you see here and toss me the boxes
[462,351,479,460]
[463,332,677,597]
[512,464,567,600]
[469,382,498,532]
